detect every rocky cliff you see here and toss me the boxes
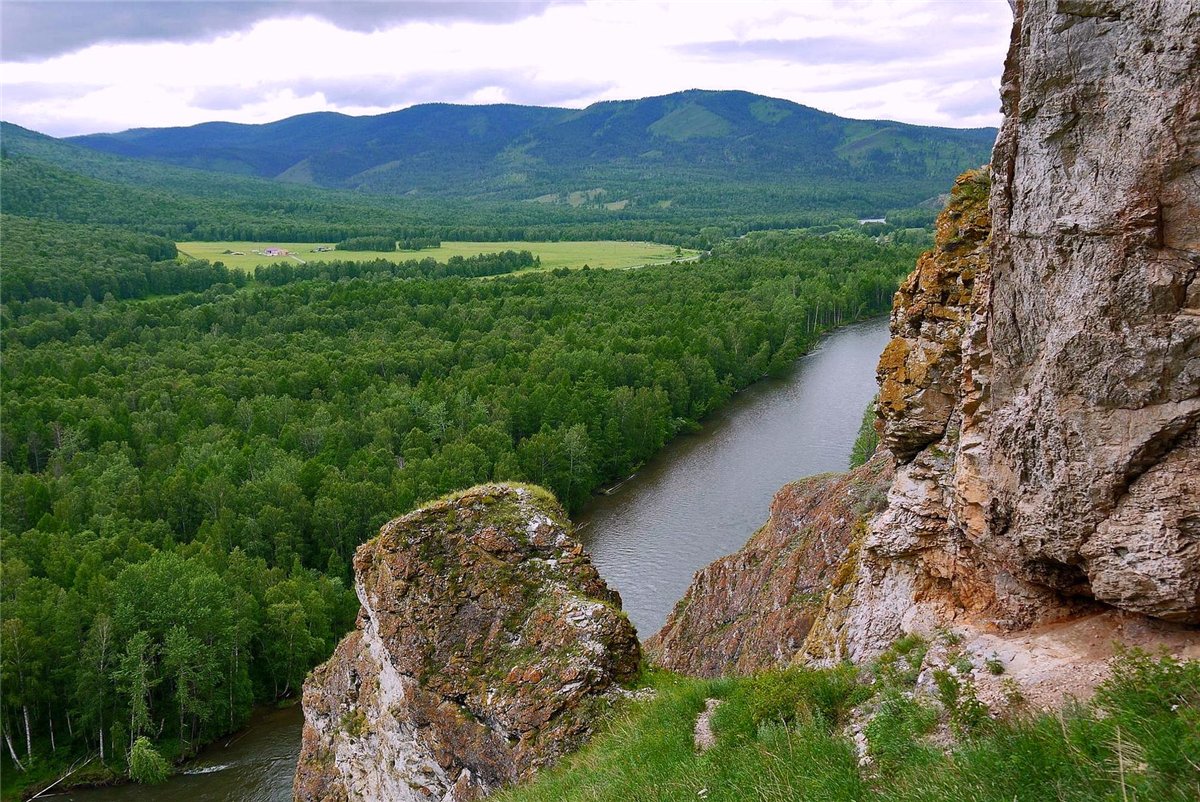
[823,0,1200,657]
[653,0,1199,676]
[645,455,892,676]
[294,485,639,802]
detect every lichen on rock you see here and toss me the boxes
[294,484,640,802]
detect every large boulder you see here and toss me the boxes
[294,484,640,802]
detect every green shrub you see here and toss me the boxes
[128,737,171,784]
[849,394,880,468]
[933,669,989,734]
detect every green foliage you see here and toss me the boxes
[873,633,929,687]
[865,690,940,775]
[127,736,170,784]
[335,235,396,252]
[399,236,441,251]
[496,651,1199,802]
[1,91,993,248]
[0,221,915,784]
[493,669,867,802]
[1,215,243,304]
[58,90,994,214]
[716,663,867,736]
[253,250,537,286]
[932,669,989,734]
[849,393,880,468]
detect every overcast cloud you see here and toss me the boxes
[0,0,1011,137]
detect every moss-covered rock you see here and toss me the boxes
[295,484,640,802]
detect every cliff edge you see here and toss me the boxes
[653,0,1198,682]
[822,0,1200,658]
[294,485,639,802]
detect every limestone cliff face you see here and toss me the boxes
[808,0,1200,662]
[970,0,1200,623]
[294,485,639,802]
[644,456,892,676]
[652,0,1198,675]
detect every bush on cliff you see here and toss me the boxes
[849,393,880,468]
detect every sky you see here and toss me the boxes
[0,0,1013,138]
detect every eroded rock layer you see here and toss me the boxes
[295,485,639,802]
[645,455,892,676]
[655,0,1198,677]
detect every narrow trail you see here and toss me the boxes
[693,698,722,752]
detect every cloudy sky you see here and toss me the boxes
[1,0,1012,137]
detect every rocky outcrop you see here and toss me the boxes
[877,169,990,463]
[655,0,1198,677]
[809,0,1200,663]
[294,485,640,802]
[645,455,891,676]
[971,0,1200,623]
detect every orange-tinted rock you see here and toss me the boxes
[877,169,989,462]
[644,455,892,676]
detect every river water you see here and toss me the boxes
[59,316,889,801]
[575,317,890,636]
[60,705,304,802]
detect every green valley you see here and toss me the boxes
[176,240,693,273]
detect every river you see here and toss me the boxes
[575,316,890,636]
[59,316,889,801]
[59,706,304,802]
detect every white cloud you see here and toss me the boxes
[0,0,1012,136]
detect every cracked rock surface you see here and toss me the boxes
[294,485,639,802]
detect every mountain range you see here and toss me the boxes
[64,90,996,210]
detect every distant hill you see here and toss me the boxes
[64,90,995,212]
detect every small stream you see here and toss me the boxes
[59,316,889,801]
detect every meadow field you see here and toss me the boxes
[175,240,695,273]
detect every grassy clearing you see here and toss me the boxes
[175,240,694,273]
[496,649,1199,802]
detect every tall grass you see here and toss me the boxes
[496,649,1199,802]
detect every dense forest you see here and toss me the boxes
[0,222,920,784]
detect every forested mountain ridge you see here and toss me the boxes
[0,120,940,243]
[62,90,995,210]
